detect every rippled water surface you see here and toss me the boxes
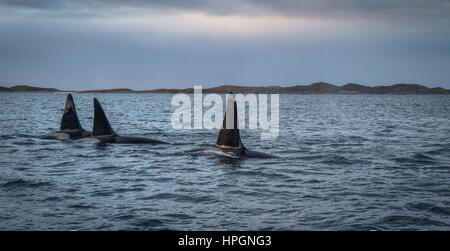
[0,93,449,230]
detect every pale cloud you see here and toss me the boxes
[99,12,339,38]
[1,0,450,23]
[0,0,449,90]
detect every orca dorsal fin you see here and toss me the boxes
[216,93,243,148]
[92,98,116,136]
[60,94,83,131]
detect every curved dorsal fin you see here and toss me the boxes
[60,94,83,131]
[216,93,243,148]
[92,98,116,136]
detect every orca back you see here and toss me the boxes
[92,98,116,136]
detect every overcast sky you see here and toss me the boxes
[1,0,449,90]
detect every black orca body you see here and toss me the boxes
[41,94,91,140]
[191,93,276,158]
[75,98,166,144]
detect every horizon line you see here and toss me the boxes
[1,82,450,95]
[1,81,449,92]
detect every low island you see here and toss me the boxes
[1,82,449,94]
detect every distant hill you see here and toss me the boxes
[1,85,59,92]
[1,83,449,94]
[76,88,135,93]
[140,82,450,94]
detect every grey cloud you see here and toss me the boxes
[0,0,449,90]
[1,0,450,22]
[1,17,449,90]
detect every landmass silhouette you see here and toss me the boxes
[1,82,449,94]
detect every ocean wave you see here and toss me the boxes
[2,178,52,190]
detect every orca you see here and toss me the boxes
[75,98,167,144]
[188,93,277,158]
[40,94,91,140]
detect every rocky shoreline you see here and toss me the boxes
[1,82,449,94]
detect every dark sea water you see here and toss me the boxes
[0,93,449,230]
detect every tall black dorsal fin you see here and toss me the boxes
[60,94,83,131]
[92,98,116,136]
[216,93,243,148]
